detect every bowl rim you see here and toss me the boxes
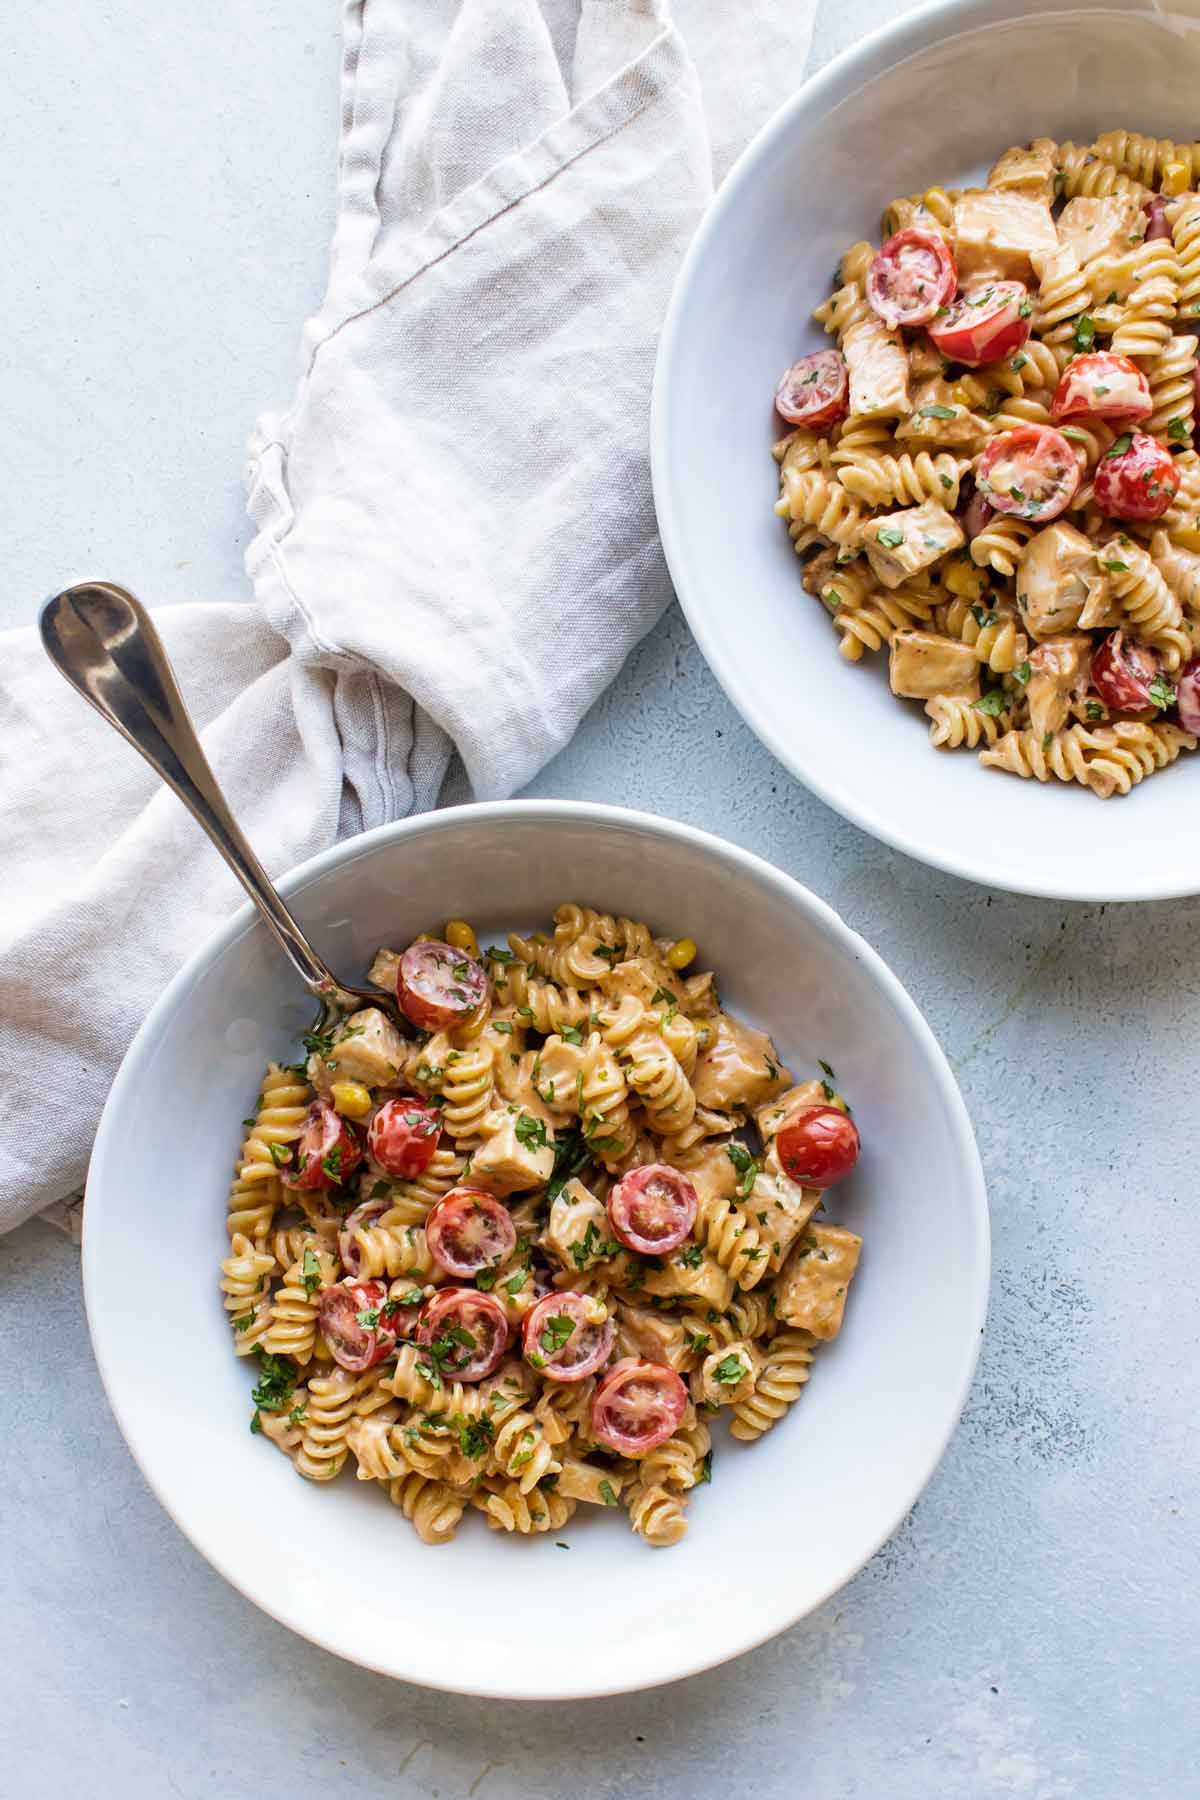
[82,797,989,1697]
[650,0,1194,904]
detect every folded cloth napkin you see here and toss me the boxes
[0,0,816,1237]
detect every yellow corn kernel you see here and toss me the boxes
[1162,160,1189,197]
[330,1080,372,1120]
[666,937,697,971]
[444,918,479,957]
[944,558,988,601]
[949,381,973,408]
[1172,524,1200,553]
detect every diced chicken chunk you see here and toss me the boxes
[864,499,965,588]
[1055,194,1139,267]
[889,630,981,701]
[531,1033,589,1115]
[556,1458,626,1506]
[773,1222,863,1340]
[1026,635,1093,740]
[616,1303,692,1370]
[367,946,401,993]
[907,336,947,380]
[308,1007,405,1093]
[755,1079,827,1144]
[746,1163,823,1273]
[600,955,676,1006]
[677,1139,740,1210]
[954,189,1057,282]
[544,1177,613,1272]
[697,1340,761,1406]
[642,1248,734,1312]
[691,1013,792,1114]
[468,1109,555,1195]
[1015,520,1099,638]
[987,137,1058,201]
[842,315,911,419]
[896,377,991,447]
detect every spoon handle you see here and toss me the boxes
[40,581,341,1003]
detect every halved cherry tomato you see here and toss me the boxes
[282,1098,363,1190]
[867,228,956,330]
[396,939,487,1031]
[590,1358,688,1457]
[776,1106,861,1187]
[927,280,1031,366]
[607,1163,698,1256]
[319,1277,396,1372]
[1094,431,1181,522]
[1090,631,1162,713]
[521,1291,616,1383]
[975,423,1079,521]
[425,1186,516,1278]
[775,349,849,430]
[1177,658,1200,733]
[367,1096,441,1179]
[1050,353,1153,427]
[415,1287,509,1381]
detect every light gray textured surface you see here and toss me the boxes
[1,1,1197,1796]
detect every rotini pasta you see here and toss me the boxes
[229,910,868,1546]
[773,130,1200,797]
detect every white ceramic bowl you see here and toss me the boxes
[653,0,1200,901]
[84,801,987,1698]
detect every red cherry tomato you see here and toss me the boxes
[425,1186,517,1278]
[415,1287,509,1381]
[866,228,956,329]
[521,1291,616,1383]
[1143,195,1171,241]
[607,1163,698,1256]
[282,1099,363,1190]
[396,939,487,1031]
[590,1359,688,1456]
[1050,353,1153,427]
[319,1278,396,1372]
[775,349,849,430]
[975,424,1079,521]
[775,1105,861,1188]
[1177,658,1200,734]
[1090,630,1161,713]
[1094,431,1181,522]
[927,280,1032,366]
[367,1096,441,1179]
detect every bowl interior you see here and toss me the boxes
[654,0,1200,900]
[84,806,987,1697]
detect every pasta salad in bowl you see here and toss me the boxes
[226,909,866,1550]
[83,802,987,1697]
[652,0,1200,897]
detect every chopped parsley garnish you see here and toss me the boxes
[267,1140,292,1169]
[677,1244,705,1270]
[725,1142,760,1199]
[321,1144,344,1184]
[712,1353,746,1386]
[1072,315,1096,351]
[301,1247,322,1299]
[251,1355,295,1415]
[1013,660,1031,687]
[1099,557,1129,573]
[539,1314,576,1356]
[1085,700,1105,721]
[598,1479,619,1507]
[973,689,1008,717]
[1148,674,1175,711]
[457,1417,495,1460]
[700,1449,713,1485]
[1106,433,1134,459]
[876,526,905,549]
[492,1020,514,1035]
[1169,417,1188,442]
[514,1112,550,1152]
[918,404,956,420]
[559,1025,584,1046]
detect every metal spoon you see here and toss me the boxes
[39,580,407,1038]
